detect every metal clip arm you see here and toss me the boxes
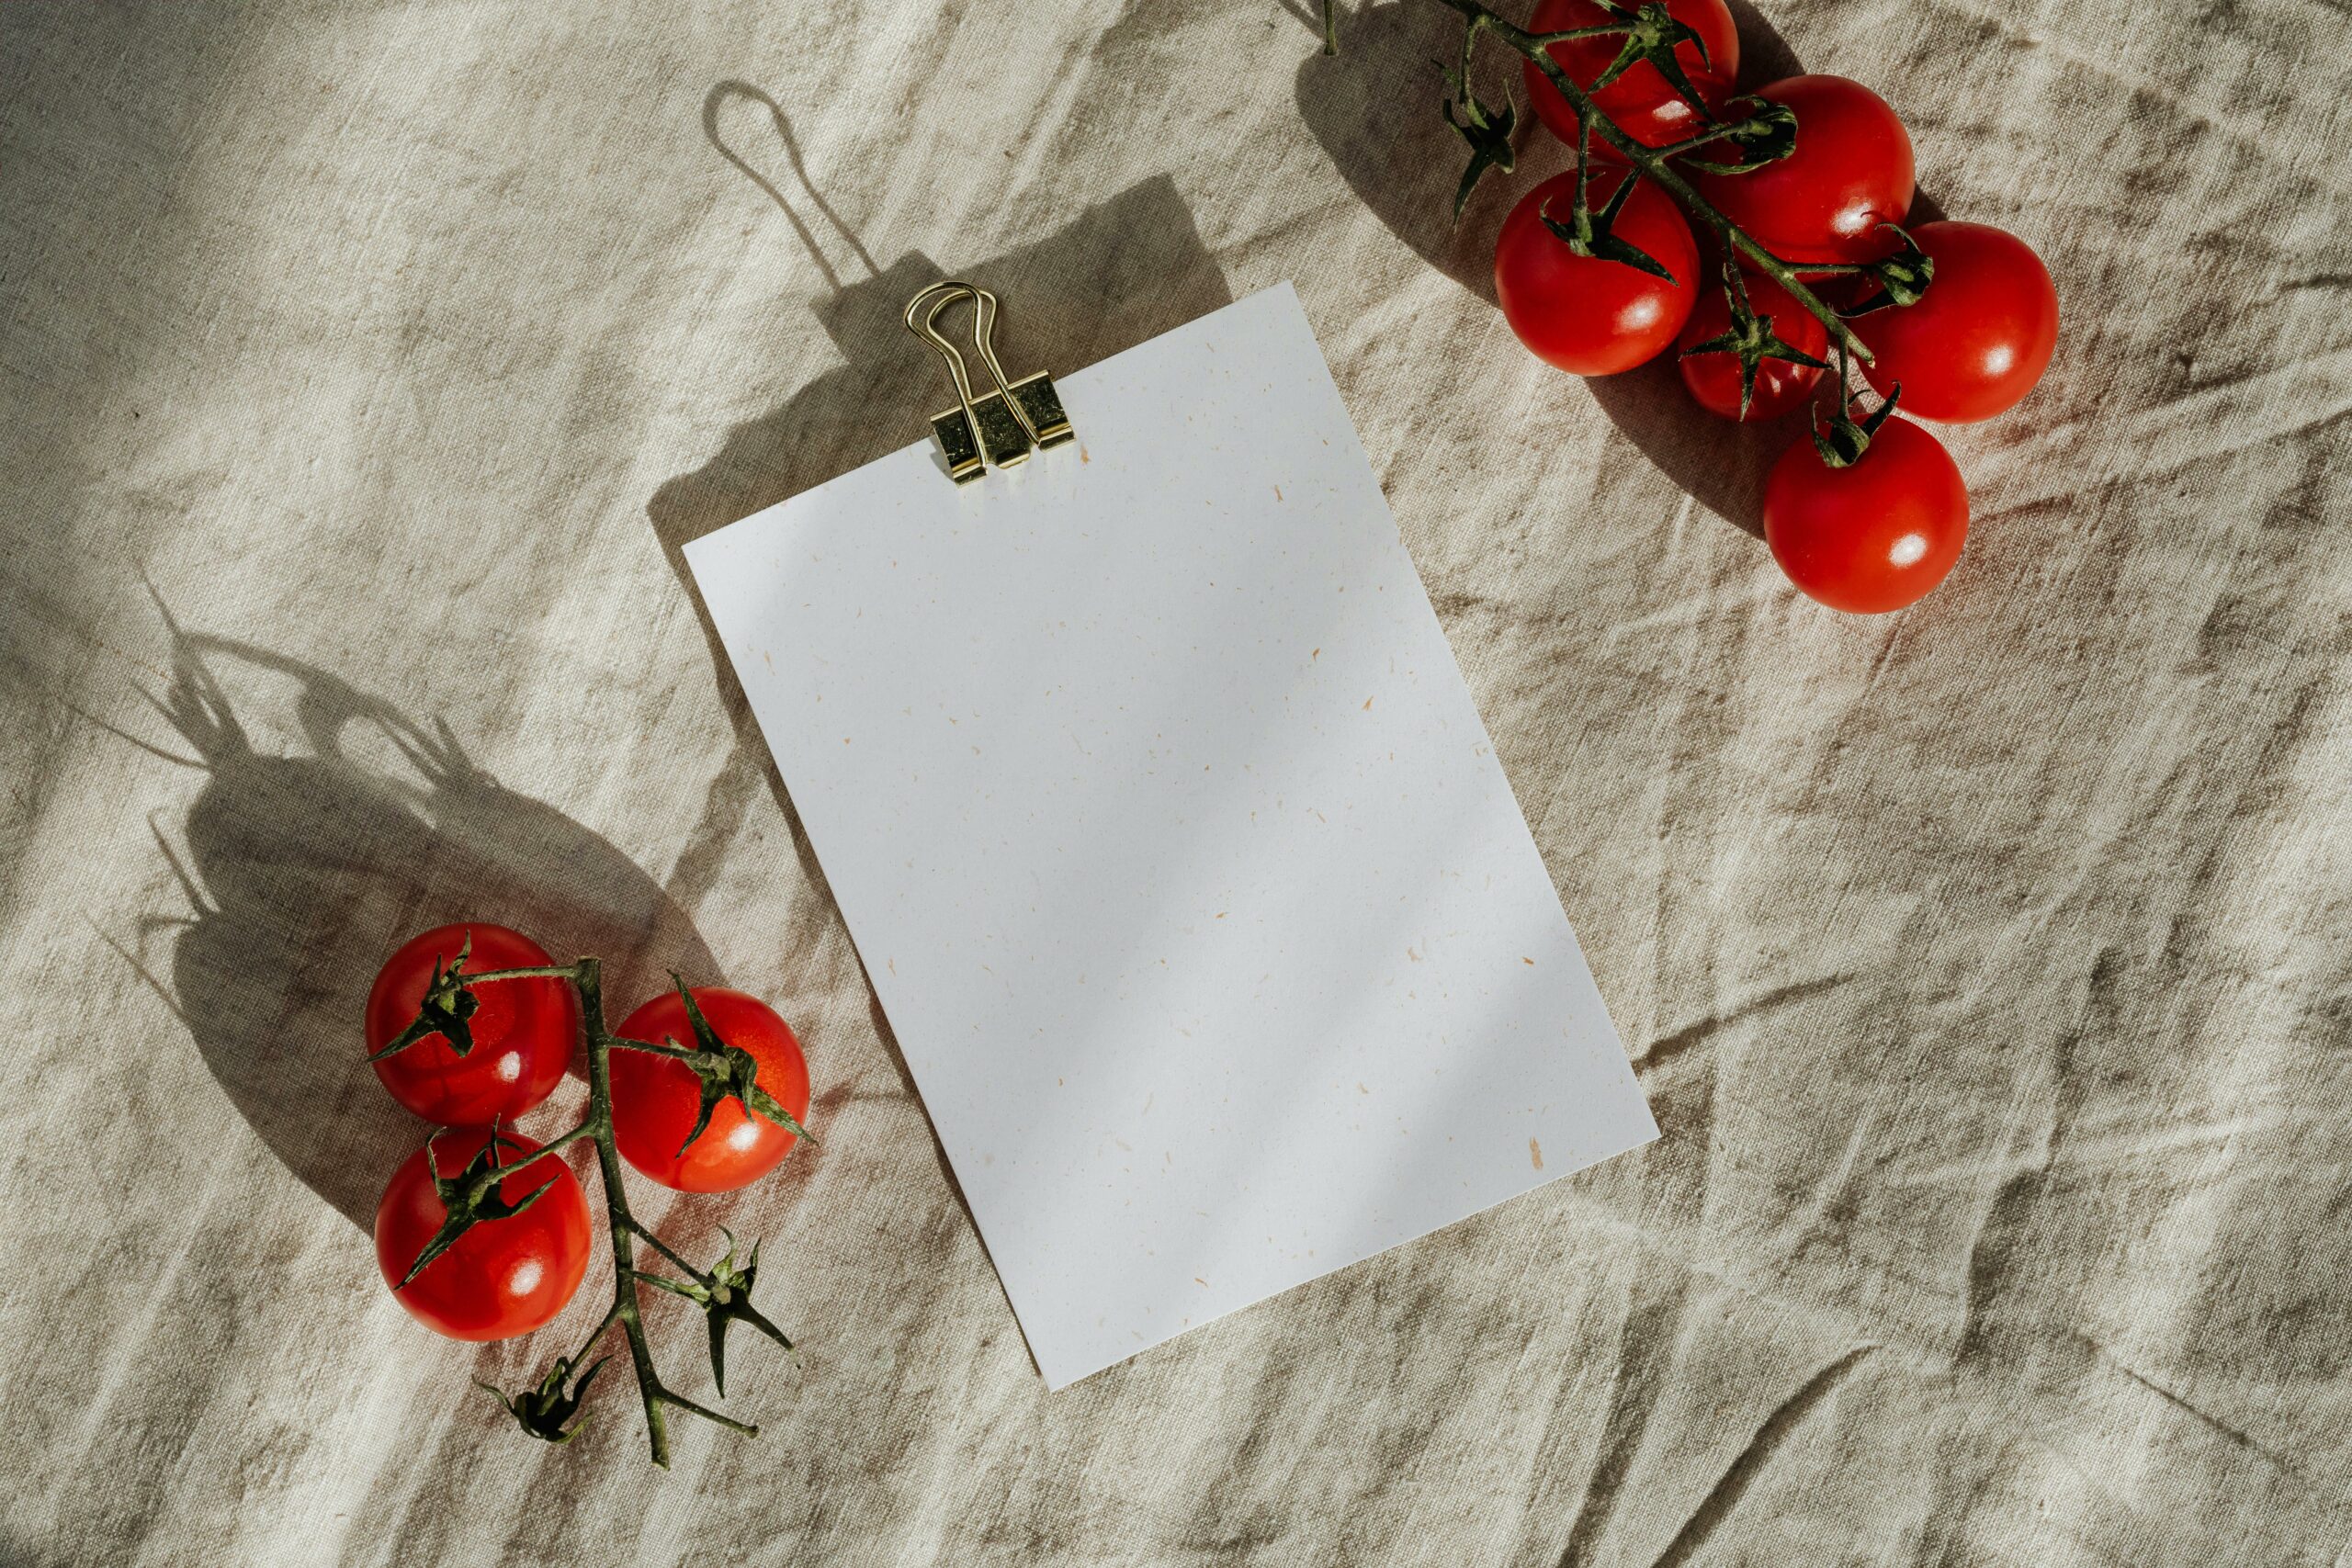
[904,281,1075,484]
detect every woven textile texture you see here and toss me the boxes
[5,1,2350,1563]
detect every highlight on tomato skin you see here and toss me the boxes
[374,1128,593,1342]
[1520,0,1738,152]
[1694,75,1915,270]
[1494,169,1700,378]
[609,987,812,1193]
[1855,221,2059,423]
[1762,416,1970,615]
[365,922,579,1126]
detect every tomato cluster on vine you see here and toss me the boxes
[1481,0,2058,614]
[365,923,810,1344]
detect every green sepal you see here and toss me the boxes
[1679,96,1800,175]
[400,1127,560,1288]
[479,1355,605,1444]
[1585,0,1713,119]
[1837,224,1936,317]
[701,1228,794,1397]
[369,932,481,1061]
[625,1229,796,1397]
[1679,265,1830,418]
[1439,60,1516,223]
[1811,383,1903,468]
[666,976,817,1158]
[1542,164,1676,283]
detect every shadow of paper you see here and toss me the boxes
[645,176,1234,577]
[114,601,722,1229]
[646,102,1235,1205]
[1298,0,1940,536]
[647,97,1237,919]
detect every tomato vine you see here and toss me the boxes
[1344,0,1939,466]
[371,953,808,1466]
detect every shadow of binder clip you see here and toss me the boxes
[905,281,1075,483]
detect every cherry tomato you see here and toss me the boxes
[1495,169,1699,377]
[366,923,578,1125]
[610,987,810,1193]
[1521,0,1738,152]
[1694,76,1913,268]
[375,1128,591,1341]
[1763,415,1968,613]
[1676,273,1829,422]
[1854,221,2058,423]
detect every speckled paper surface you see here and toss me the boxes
[7,0,2352,1562]
[686,285,1656,1386]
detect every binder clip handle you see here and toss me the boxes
[904,280,1074,484]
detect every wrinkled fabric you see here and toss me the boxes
[3,2,2349,1564]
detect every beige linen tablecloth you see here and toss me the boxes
[6,1,2350,1563]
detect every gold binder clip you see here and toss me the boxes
[904,280,1074,483]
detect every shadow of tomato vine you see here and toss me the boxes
[1297,0,1938,537]
[110,598,727,1230]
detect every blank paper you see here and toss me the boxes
[685,283,1656,1388]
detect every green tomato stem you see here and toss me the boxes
[563,1301,625,1374]
[454,1118,598,1204]
[1525,25,1628,43]
[570,958,676,1467]
[1419,0,1872,363]
[397,953,800,1463]
[606,1032,700,1059]
[624,1213,718,1285]
[1647,129,1723,158]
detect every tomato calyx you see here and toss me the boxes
[398,1126,566,1288]
[1671,94,1798,175]
[1440,53,1517,222]
[379,953,804,1466]
[1810,376,1905,469]
[369,933,482,1062]
[1576,0,1715,119]
[1470,0,1719,285]
[478,1353,607,1445]
[631,974,820,1158]
[626,1225,796,1398]
[1679,264,1829,418]
[1542,136,1677,282]
[1836,223,1936,318]
[366,935,580,1066]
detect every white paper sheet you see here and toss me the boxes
[685,284,1656,1388]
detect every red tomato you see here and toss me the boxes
[1521,0,1738,152]
[1676,273,1829,422]
[1855,221,2058,423]
[375,1128,591,1341]
[366,923,578,1125]
[1763,416,1968,613]
[610,987,810,1193]
[1495,169,1699,377]
[1694,76,1913,268]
